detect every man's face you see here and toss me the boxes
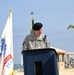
[34,28,42,36]
[39,28,42,35]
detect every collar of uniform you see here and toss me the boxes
[36,34,43,40]
[31,34,43,41]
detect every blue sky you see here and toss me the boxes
[0,0,74,64]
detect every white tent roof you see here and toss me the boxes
[65,52,74,55]
[50,46,67,54]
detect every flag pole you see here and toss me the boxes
[31,11,34,19]
[10,3,12,10]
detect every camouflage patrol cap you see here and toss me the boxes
[33,22,43,30]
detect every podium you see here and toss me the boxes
[22,48,59,75]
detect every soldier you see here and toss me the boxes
[22,22,50,51]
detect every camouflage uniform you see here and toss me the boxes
[22,34,50,51]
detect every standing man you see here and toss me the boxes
[22,22,50,51]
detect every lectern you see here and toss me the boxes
[22,48,59,75]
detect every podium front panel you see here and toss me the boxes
[22,48,59,75]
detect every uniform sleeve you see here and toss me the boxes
[22,38,29,51]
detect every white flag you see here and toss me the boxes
[0,10,14,75]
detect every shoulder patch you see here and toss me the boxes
[24,38,27,42]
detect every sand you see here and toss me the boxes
[14,69,74,75]
[14,72,24,75]
[59,69,74,75]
